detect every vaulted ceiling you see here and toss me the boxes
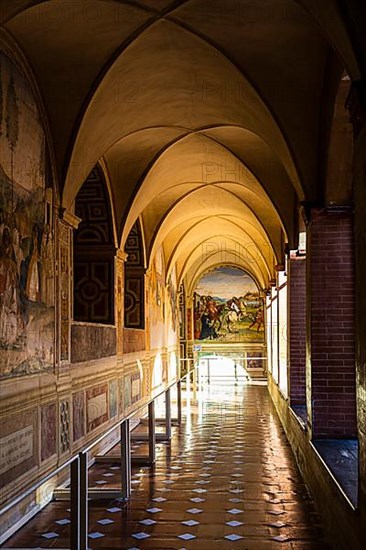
[1,0,361,291]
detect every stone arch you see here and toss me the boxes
[324,74,354,206]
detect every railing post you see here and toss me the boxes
[177,380,182,425]
[79,452,88,550]
[148,401,156,464]
[193,368,197,399]
[70,457,80,550]
[165,388,172,440]
[120,419,131,500]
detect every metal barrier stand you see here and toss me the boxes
[0,369,194,550]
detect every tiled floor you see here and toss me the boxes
[2,381,330,549]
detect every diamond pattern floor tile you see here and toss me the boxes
[88,532,104,539]
[4,383,330,550]
[182,520,199,526]
[41,533,59,539]
[97,519,114,525]
[178,533,196,540]
[132,532,150,540]
[224,534,244,541]
[139,519,156,525]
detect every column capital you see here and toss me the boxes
[310,205,353,223]
[116,248,128,262]
[289,251,306,261]
[59,208,81,229]
[300,203,353,225]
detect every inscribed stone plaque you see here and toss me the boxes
[0,410,38,488]
[86,385,108,432]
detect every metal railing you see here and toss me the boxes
[0,368,195,550]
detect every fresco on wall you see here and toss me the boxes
[194,267,264,343]
[167,265,179,333]
[0,53,54,379]
[179,284,185,340]
[246,351,264,369]
[149,246,166,349]
[149,246,165,326]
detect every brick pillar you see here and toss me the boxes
[307,208,357,439]
[347,80,366,513]
[288,256,306,406]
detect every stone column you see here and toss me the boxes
[115,249,128,359]
[347,80,366,516]
[186,295,194,342]
[185,295,195,374]
[306,207,357,439]
[56,210,80,366]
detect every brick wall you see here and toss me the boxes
[308,209,357,438]
[289,258,306,406]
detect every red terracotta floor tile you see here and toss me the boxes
[1,382,331,549]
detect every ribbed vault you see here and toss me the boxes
[2,0,360,291]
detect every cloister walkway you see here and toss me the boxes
[3,381,329,549]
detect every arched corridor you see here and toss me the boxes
[3,378,329,549]
[1,1,366,548]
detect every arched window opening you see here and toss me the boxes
[73,165,115,324]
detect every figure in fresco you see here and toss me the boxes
[206,296,226,335]
[221,298,240,333]
[41,224,54,307]
[12,226,24,275]
[0,53,55,377]
[0,209,5,241]
[199,310,217,340]
[249,307,264,332]
[167,271,179,332]
[150,257,164,325]
[0,227,20,345]
[194,303,202,339]
[26,225,41,302]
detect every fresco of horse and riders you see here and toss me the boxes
[194,267,264,343]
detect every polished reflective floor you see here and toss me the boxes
[3,381,330,549]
